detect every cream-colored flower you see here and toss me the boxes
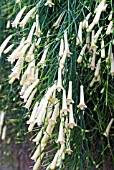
[12,6,26,28]
[25,22,36,44]
[36,37,41,46]
[101,40,105,58]
[25,43,35,62]
[21,79,39,102]
[50,150,60,170]
[20,7,36,28]
[45,0,54,8]
[90,30,98,50]
[103,118,114,137]
[33,153,44,170]
[56,143,65,166]
[31,143,46,161]
[67,81,74,104]
[59,39,64,57]
[53,11,65,28]
[77,85,87,110]
[108,11,113,21]
[68,104,76,129]
[89,48,96,70]
[60,48,67,67]
[56,118,65,144]
[61,89,68,114]
[28,122,35,132]
[94,27,103,43]
[1,126,7,140]
[24,88,37,109]
[6,20,10,29]
[33,129,43,144]
[49,102,59,123]
[4,44,14,54]
[92,0,105,25]
[110,53,114,76]
[82,12,92,29]
[27,102,39,124]
[94,58,101,77]
[0,35,12,56]
[0,111,5,126]
[35,14,42,37]
[86,22,95,32]
[38,46,49,66]
[76,22,83,45]
[106,21,113,35]
[56,67,63,92]
[90,77,96,87]
[77,44,87,63]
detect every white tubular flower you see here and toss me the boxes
[4,44,14,54]
[60,48,67,68]
[36,37,41,46]
[21,79,39,102]
[76,22,83,45]
[50,150,60,170]
[53,11,65,28]
[49,102,59,123]
[93,0,105,25]
[59,39,64,57]
[67,81,74,104]
[61,89,68,114]
[50,89,57,104]
[31,143,46,161]
[94,27,103,43]
[38,46,49,66]
[110,53,114,76]
[19,83,28,96]
[56,143,65,167]
[12,6,26,28]
[28,122,35,132]
[33,153,44,170]
[8,37,25,63]
[106,21,113,35]
[101,40,105,58]
[103,118,114,137]
[20,7,36,28]
[1,126,7,140]
[45,0,54,8]
[68,104,76,129]
[35,14,42,37]
[25,43,35,62]
[94,58,101,77]
[86,33,90,49]
[27,102,39,124]
[0,35,12,56]
[89,48,96,70]
[24,88,37,109]
[86,22,95,32]
[90,30,98,50]
[33,129,43,144]
[77,44,87,63]
[16,0,20,3]
[45,84,57,101]
[82,12,92,29]
[56,118,65,144]
[6,20,10,29]
[77,85,87,110]
[45,121,55,136]
[108,11,113,21]
[89,77,96,87]
[0,112,5,126]
[18,43,30,58]
[57,67,63,92]
[25,22,36,44]
[9,77,16,84]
